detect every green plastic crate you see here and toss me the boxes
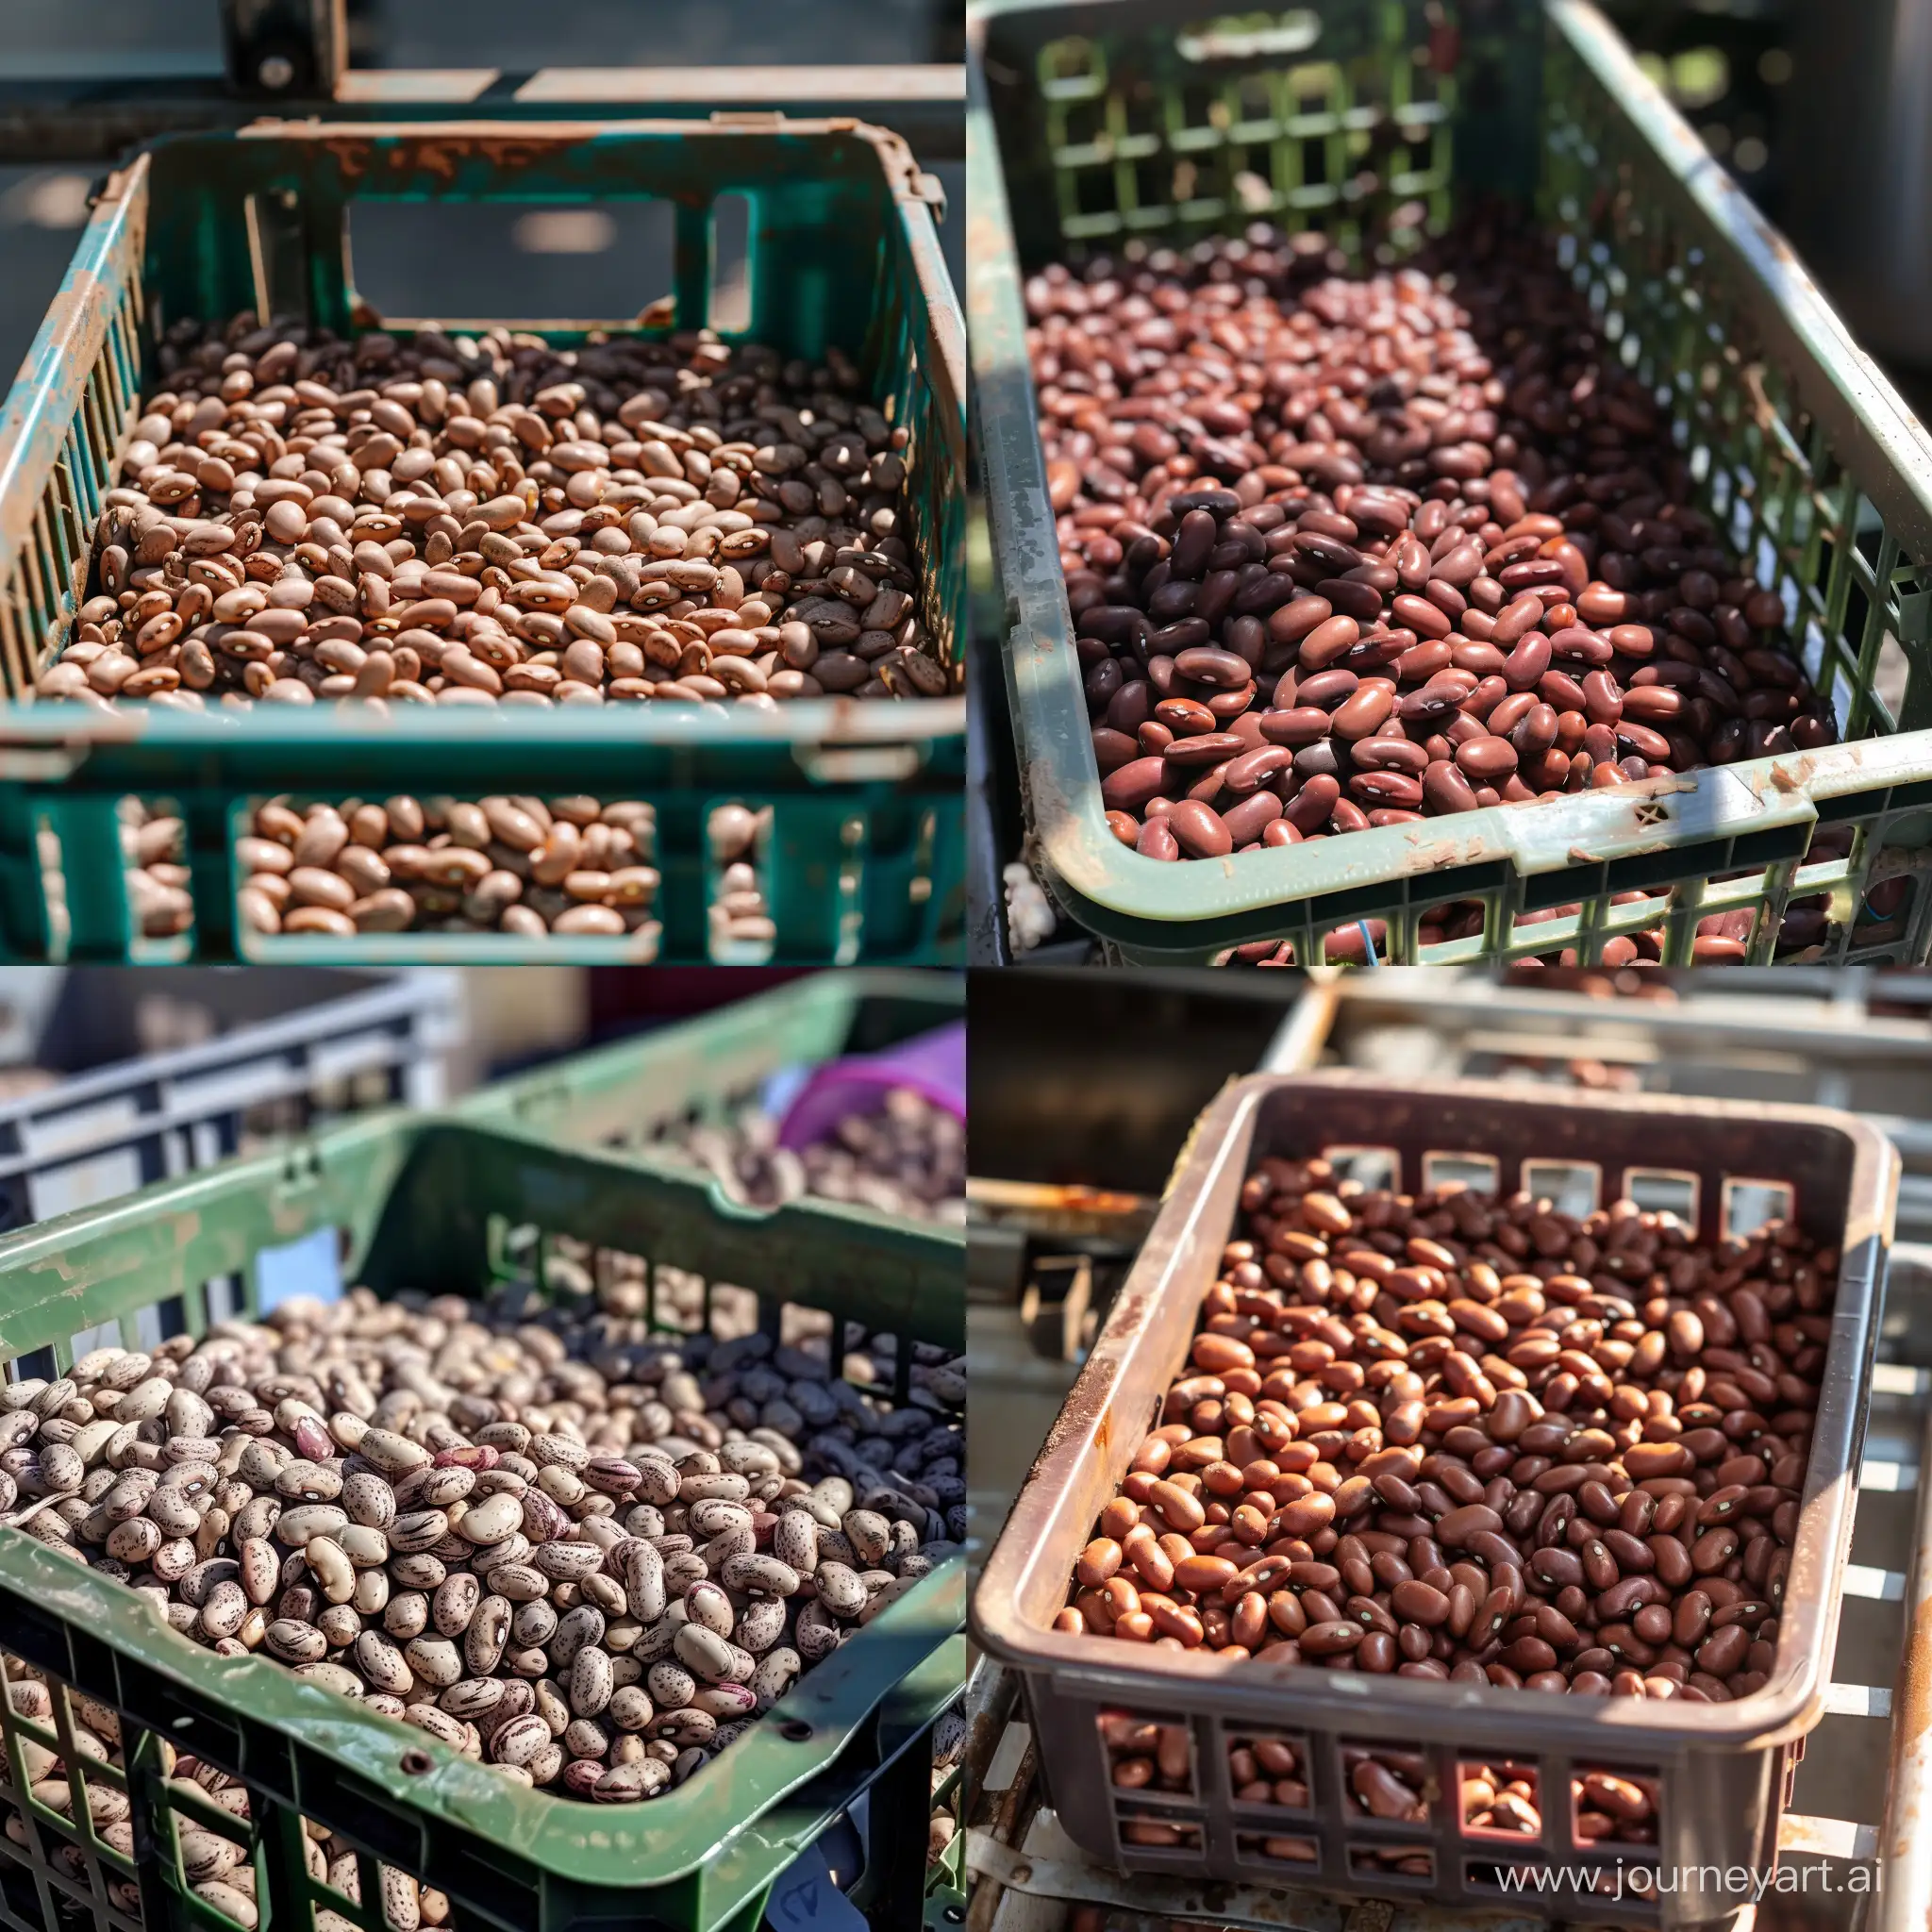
[0,116,967,966]
[456,967,961,1191]
[969,0,1932,965]
[0,1112,964,1932]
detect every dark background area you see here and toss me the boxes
[0,0,965,381]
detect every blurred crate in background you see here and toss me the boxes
[0,966,456,1232]
[1322,962,1932,1249]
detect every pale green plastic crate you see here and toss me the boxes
[970,0,1932,964]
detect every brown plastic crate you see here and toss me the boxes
[972,1074,1898,1926]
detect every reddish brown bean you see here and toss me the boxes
[1058,1145,1829,1707]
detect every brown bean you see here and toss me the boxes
[1059,1138,1830,1707]
[1025,236,1831,873]
[1077,1539,1123,1587]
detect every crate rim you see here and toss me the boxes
[0,1105,964,1893]
[455,965,960,1108]
[0,696,970,757]
[971,1069,1899,1753]
[965,0,1932,944]
[0,1105,966,1323]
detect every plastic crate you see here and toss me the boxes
[0,1110,964,1932]
[0,966,455,1239]
[968,0,1932,966]
[457,967,961,1188]
[0,115,967,965]
[972,1072,1898,1927]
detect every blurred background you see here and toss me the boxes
[0,0,965,380]
[0,0,1911,399]
[0,961,963,1227]
[0,958,964,1364]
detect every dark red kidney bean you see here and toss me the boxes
[1539,669,1588,711]
[1296,669,1360,710]
[1486,691,1538,739]
[1331,683,1395,740]
[1350,772,1424,809]
[1423,761,1481,814]
[1223,744,1295,792]
[1453,641,1507,676]
[1548,625,1613,666]
[1283,774,1341,835]
[1259,707,1333,746]
[1674,1590,1713,1647]
[1166,800,1232,858]
[1173,646,1251,689]
[1582,669,1624,724]
[1268,595,1334,648]
[1186,761,1233,802]
[1357,1630,1398,1674]
[1395,639,1453,682]
[1107,680,1154,732]
[1222,791,1284,845]
[1695,1624,1750,1676]
[1162,730,1247,768]
[1491,595,1545,646]
[1170,509,1218,578]
[1136,817,1179,860]
[1652,1538,1694,1589]
[1391,1579,1451,1626]
[1351,736,1429,775]
[1299,615,1361,669]
[1155,696,1218,735]
[1502,635,1551,691]
[1352,1759,1421,1818]
[1619,720,1674,763]
[1510,702,1558,758]
[1456,736,1518,782]
[1529,1546,1584,1591]
[1301,1620,1363,1657]
[1101,758,1169,811]
[1391,593,1451,641]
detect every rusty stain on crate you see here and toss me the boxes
[1896,1580,1932,1757]
[1885,1576,1932,1865]
[1033,1286,1153,1474]
[1402,830,1505,872]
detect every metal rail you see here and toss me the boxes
[0,67,967,162]
[0,0,965,160]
